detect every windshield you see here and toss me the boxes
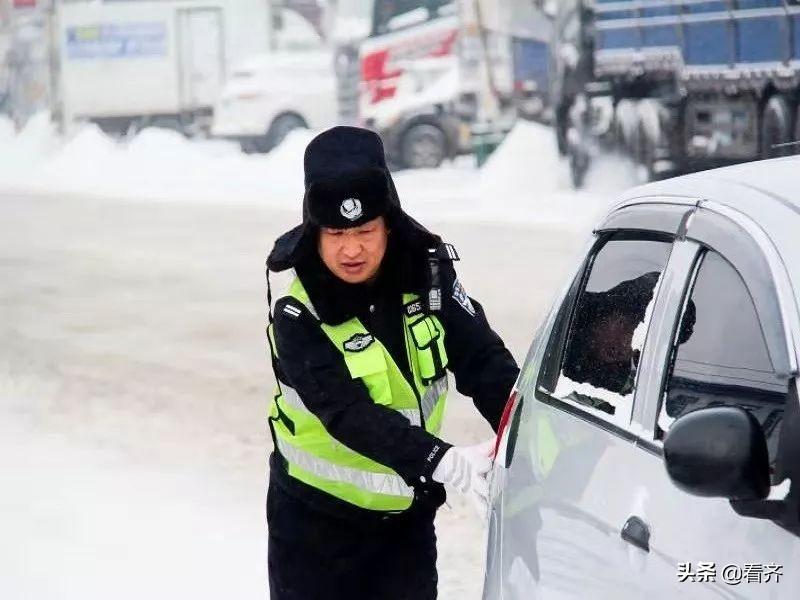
[274,8,325,52]
[336,0,375,19]
[371,0,456,36]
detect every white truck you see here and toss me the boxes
[57,0,271,135]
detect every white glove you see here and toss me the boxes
[432,439,496,515]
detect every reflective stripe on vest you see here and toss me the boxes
[421,376,447,422]
[280,380,447,428]
[270,277,449,511]
[275,436,414,499]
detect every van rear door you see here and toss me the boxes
[178,8,225,110]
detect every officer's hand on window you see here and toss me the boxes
[432,439,496,516]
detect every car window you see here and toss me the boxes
[274,9,325,52]
[537,234,672,426]
[657,250,789,464]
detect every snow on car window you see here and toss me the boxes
[630,271,663,353]
[549,237,672,426]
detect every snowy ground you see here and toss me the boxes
[0,118,637,599]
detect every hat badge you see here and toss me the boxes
[340,198,363,221]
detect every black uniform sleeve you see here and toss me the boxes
[272,297,451,486]
[439,263,520,431]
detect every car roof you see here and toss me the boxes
[613,156,800,295]
[619,155,800,217]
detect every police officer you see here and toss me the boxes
[265,126,519,600]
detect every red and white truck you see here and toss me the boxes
[333,0,516,169]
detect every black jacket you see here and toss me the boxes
[268,236,519,520]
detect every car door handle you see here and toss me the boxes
[621,515,650,552]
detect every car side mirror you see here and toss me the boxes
[663,406,770,501]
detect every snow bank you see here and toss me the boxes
[473,120,636,229]
[0,114,635,230]
[0,113,61,181]
[0,113,312,205]
[0,116,16,143]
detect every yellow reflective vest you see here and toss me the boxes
[268,278,450,512]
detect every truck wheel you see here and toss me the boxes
[400,123,447,169]
[761,95,794,158]
[264,113,307,152]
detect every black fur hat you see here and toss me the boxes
[303,126,393,228]
[267,126,440,272]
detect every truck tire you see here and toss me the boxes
[761,95,794,158]
[400,123,447,169]
[264,113,307,152]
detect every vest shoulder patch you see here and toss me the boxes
[343,333,375,353]
[404,299,425,318]
[443,243,460,261]
[432,243,460,261]
[452,278,476,317]
[281,301,304,320]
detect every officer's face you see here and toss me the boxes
[318,216,389,284]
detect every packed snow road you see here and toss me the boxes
[0,117,636,598]
[0,190,593,599]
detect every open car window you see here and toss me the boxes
[537,234,672,428]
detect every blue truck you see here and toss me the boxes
[552,0,800,186]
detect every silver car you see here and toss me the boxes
[484,157,800,599]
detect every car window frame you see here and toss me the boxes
[686,206,793,377]
[631,237,702,446]
[532,204,689,440]
[636,204,796,451]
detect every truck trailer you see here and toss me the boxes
[57,0,270,135]
[553,0,800,187]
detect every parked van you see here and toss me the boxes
[58,0,270,135]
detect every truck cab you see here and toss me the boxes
[358,0,466,169]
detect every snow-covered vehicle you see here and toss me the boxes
[211,50,336,153]
[210,8,337,153]
[356,0,470,169]
[485,157,800,598]
[334,0,524,169]
[57,0,270,136]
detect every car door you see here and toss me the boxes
[623,204,800,598]
[486,202,695,600]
